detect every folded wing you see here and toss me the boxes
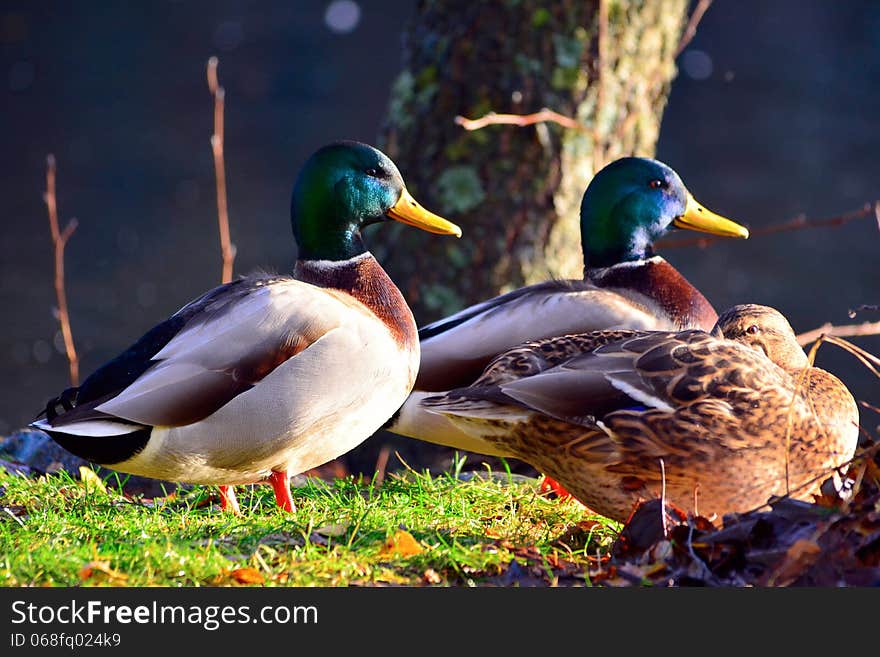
[38,276,359,433]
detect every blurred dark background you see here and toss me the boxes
[1,2,877,465]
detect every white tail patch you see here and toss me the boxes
[31,418,145,437]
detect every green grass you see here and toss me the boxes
[0,458,620,587]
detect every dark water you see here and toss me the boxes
[1,2,877,461]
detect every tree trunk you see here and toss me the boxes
[347,0,690,478]
[377,0,689,325]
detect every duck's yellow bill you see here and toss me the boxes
[387,188,462,237]
[673,194,749,239]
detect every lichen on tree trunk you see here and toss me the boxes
[377,0,689,325]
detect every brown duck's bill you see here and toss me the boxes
[673,193,750,239]
[387,188,462,237]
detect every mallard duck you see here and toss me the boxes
[388,156,750,459]
[418,304,860,524]
[30,140,462,514]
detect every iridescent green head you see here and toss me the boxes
[579,157,749,269]
[291,141,461,261]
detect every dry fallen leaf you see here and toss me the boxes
[379,529,424,557]
[78,466,107,494]
[231,567,265,584]
[764,539,823,586]
[79,560,128,582]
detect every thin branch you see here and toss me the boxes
[850,304,880,317]
[797,321,880,347]
[455,109,587,133]
[602,1,715,154]
[786,338,827,492]
[606,19,689,152]
[43,155,79,386]
[814,334,880,378]
[685,519,719,584]
[207,56,235,284]
[656,201,879,250]
[593,0,608,173]
[675,0,714,57]
[454,1,715,164]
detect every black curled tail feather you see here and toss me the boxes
[33,386,152,466]
[41,387,80,423]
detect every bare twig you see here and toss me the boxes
[455,109,587,133]
[850,304,880,317]
[817,335,880,378]
[797,321,880,347]
[207,56,236,284]
[685,519,718,584]
[43,155,79,386]
[593,0,609,173]
[675,0,714,57]
[784,338,827,493]
[594,0,711,164]
[657,201,879,250]
[602,1,714,153]
[454,1,715,167]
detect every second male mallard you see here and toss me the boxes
[388,157,749,457]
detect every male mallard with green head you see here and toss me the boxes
[32,141,462,514]
[388,157,750,460]
[418,304,860,524]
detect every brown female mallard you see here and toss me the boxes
[418,304,860,524]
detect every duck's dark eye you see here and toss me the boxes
[365,168,379,177]
[746,325,760,335]
[648,179,665,190]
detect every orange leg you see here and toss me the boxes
[539,475,575,501]
[219,485,241,515]
[269,470,295,512]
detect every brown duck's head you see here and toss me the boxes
[713,304,809,370]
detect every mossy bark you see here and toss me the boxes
[376,0,689,325]
[346,0,689,477]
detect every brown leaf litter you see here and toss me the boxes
[597,437,880,586]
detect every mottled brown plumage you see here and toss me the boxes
[421,304,860,524]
